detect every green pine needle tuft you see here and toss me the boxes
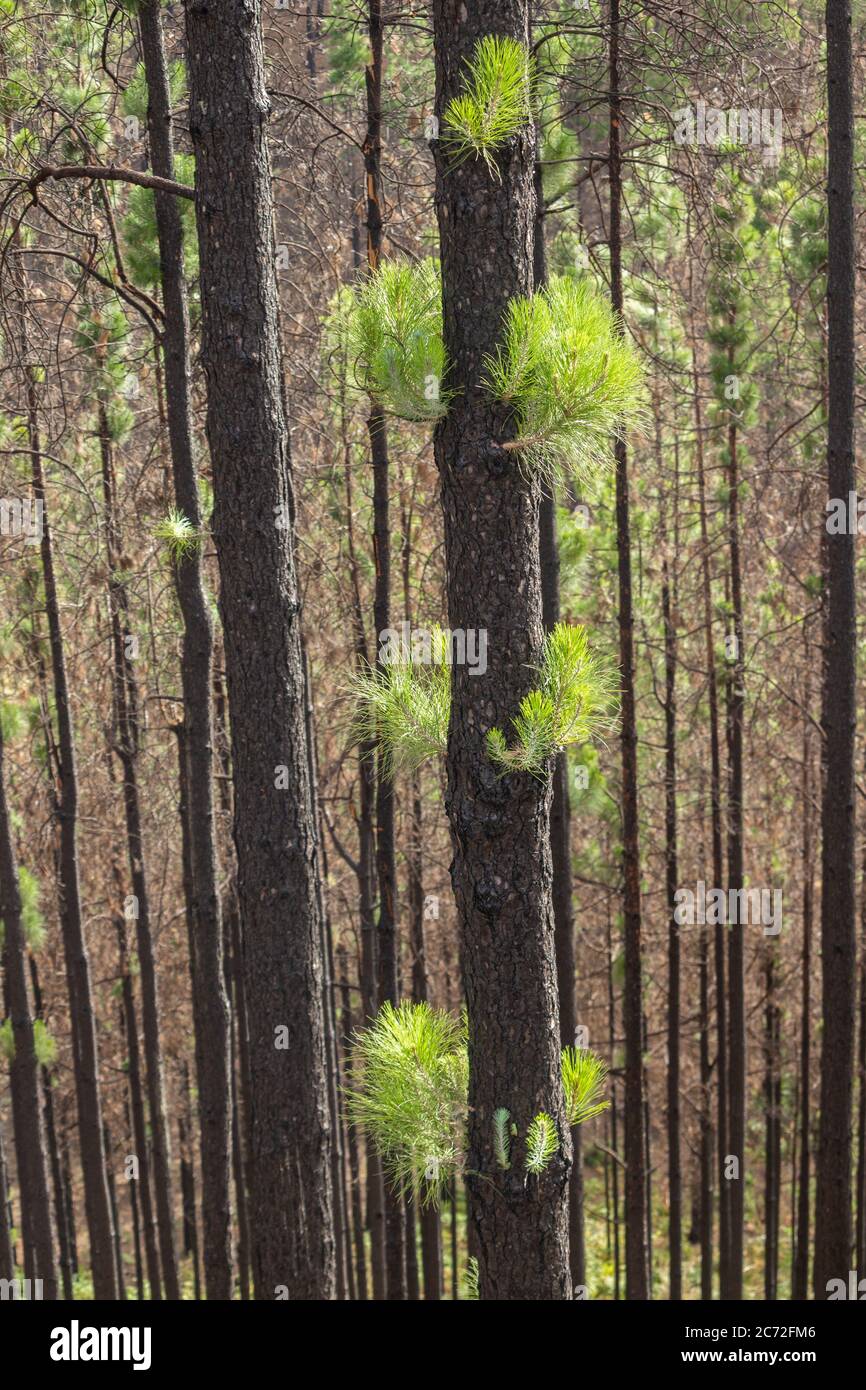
[154,508,201,563]
[349,633,450,777]
[346,1001,468,1206]
[482,274,645,485]
[349,1003,610,1201]
[492,1107,512,1170]
[562,1045,611,1127]
[524,1112,558,1175]
[343,258,450,421]
[486,622,617,777]
[441,35,535,173]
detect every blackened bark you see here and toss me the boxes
[432,0,571,1300]
[535,159,585,1294]
[139,0,233,1300]
[693,344,729,1296]
[0,720,58,1298]
[793,653,814,1299]
[364,0,406,1297]
[26,375,118,1299]
[608,0,647,1299]
[114,907,162,1300]
[662,562,681,1300]
[184,0,335,1298]
[98,392,180,1301]
[725,347,746,1302]
[814,0,857,1299]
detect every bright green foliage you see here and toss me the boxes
[0,1019,12,1062]
[492,1107,512,1170]
[342,258,449,420]
[33,1019,56,1068]
[0,865,45,954]
[483,274,645,484]
[524,1112,558,1175]
[464,1257,480,1299]
[486,622,617,777]
[349,630,450,775]
[349,1002,609,1204]
[441,35,534,172]
[562,1045,610,1126]
[353,620,612,781]
[347,1000,468,1205]
[154,508,202,563]
[122,154,198,289]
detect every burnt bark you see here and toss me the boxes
[431,0,571,1300]
[139,0,233,1300]
[0,719,58,1298]
[814,0,857,1299]
[184,0,335,1299]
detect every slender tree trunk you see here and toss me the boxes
[0,720,58,1298]
[184,0,335,1299]
[97,391,180,1301]
[431,0,571,1300]
[692,343,729,1297]
[608,0,647,1299]
[724,346,746,1303]
[114,908,162,1301]
[793,648,814,1299]
[25,371,118,1299]
[29,958,74,1299]
[139,0,233,1300]
[662,561,681,1300]
[363,0,406,1298]
[814,0,857,1299]
[0,1124,14,1283]
[535,158,585,1297]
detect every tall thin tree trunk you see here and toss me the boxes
[662,560,681,1300]
[724,340,746,1303]
[97,389,180,1301]
[184,0,335,1299]
[0,719,58,1298]
[139,0,233,1300]
[608,0,647,1299]
[114,906,162,1301]
[814,0,857,1299]
[25,369,118,1299]
[793,646,814,1299]
[431,0,571,1299]
[535,158,585,1297]
[692,342,729,1297]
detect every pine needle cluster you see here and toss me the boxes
[482,274,645,484]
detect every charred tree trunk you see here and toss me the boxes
[184,0,335,1299]
[431,0,571,1300]
[608,0,647,1299]
[814,0,857,1299]
[139,0,233,1301]
[0,720,58,1298]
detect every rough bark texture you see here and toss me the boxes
[140,0,233,1300]
[432,0,571,1301]
[814,0,856,1300]
[184,0,335,1299]
[27,373,118,1299]
[0,720,58,1298]
[608,0,648,1299]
